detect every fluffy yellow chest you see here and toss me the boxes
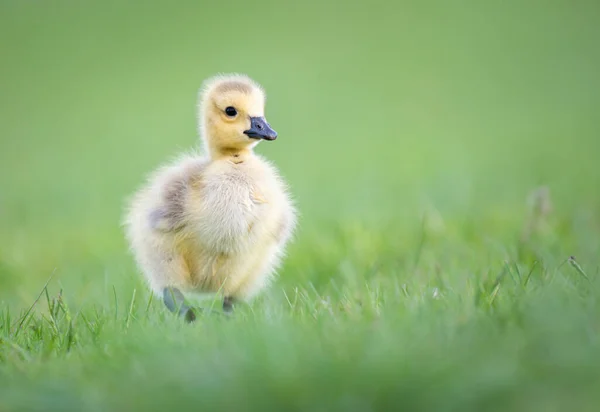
[179,156,289,297]
[185,156,284,255]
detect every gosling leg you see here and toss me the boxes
[163,287,196,323]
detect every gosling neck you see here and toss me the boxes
[208,145,254,163]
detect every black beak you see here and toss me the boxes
[244,116,278,141]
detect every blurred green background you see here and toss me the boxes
[1,0,598,303]
[1,1,600,410]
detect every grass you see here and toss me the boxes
[1,0,600,411]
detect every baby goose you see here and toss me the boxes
[124,74,296,321]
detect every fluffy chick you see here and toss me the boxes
[124,74,296,321]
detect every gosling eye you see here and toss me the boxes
[225,106,237,118]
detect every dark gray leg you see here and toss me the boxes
[223,296,235,313]
[163,287,196,323]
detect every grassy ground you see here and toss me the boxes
[1,1,600,410]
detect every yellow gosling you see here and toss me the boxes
[124,74,296,321]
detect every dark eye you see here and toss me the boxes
[225,106,237,117]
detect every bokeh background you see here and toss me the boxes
[2,0,599,305]
[2,1,600,410]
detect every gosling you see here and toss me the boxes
[124,74,296,321]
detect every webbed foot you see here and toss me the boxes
[223,296,235,313]
[163,287,196,323]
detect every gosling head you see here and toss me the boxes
[198,74,277,157]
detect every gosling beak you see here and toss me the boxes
[244,116,278,141]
